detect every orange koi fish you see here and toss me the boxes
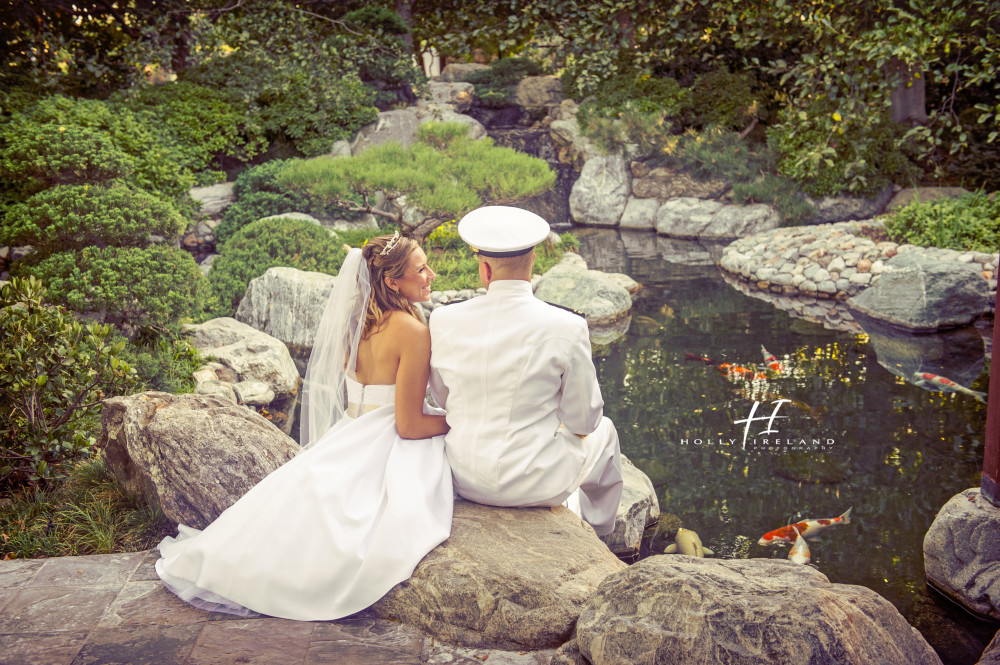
[758,507,852,546]
[788,527,810,565]
[685,353,715,365]
[912,372,986,403]
[761,345,784,373]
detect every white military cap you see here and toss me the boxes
[457,206,550,257]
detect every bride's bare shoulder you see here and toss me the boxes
[382,310,430,341]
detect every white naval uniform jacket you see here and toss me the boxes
[428,279,606,507]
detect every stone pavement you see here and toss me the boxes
[0,550,555,665]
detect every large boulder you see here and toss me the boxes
[424,81,476,111]
[100,391,298,530]
[806,184,893,224]
[235,267,338,375]
[556,556,942,665]
[184,317,301,433]
[437,63,490,82]
[656,197,779,240]
[415,103,488,140]
[569,154,631,226]
[598,455,659,560]
[618,197,660,230]
[350,109,421,155]
[847,250,988,331]
[371,500,626,650]
[533,253,633,326]
[924,488,1000,621]
[190,182,235,218]
[550,115,602,169]
[512,75,563,109]
[631,165,729,201]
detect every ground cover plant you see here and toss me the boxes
[883,192,1000,253]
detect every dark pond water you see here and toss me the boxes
[573,227,997,664]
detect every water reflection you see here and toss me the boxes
[575,228,993,664]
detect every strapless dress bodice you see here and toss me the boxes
[345,377,395,417]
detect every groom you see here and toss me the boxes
[428,206,623,536]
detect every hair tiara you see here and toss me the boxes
[379,230,401,256]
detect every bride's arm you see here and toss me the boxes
[394,317,449,439]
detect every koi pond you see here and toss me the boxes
[574,227,995,665]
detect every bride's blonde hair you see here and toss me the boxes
[361,233,421,338]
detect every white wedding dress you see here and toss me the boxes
[155,377,453,621]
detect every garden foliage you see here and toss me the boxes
[465,57,543,107]
[277,122,555,229]
[0,278,139,486]
[206,217,348,318]
[23,245,206,334]
[2,183,187,255]
[214,159,314,245]
[884,192,1000,253]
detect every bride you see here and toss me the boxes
[155,231,453,621]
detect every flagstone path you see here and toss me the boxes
[0,550,555,665]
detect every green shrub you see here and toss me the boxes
[426,222,578,291]
[689,69,764,131]
[767,100,918,197]
[206,217,347,317]
[0,277,139,487]
[0,125,134,199]
[1,95,194,202]
[215,159,315,245]
[120,331,203,394]
[278,122,555,231]
[21,245,206,334]
[884,191,1000,252]
[0,457,173,557]
[215,190,314,246]
[576,74,690,155]
[109,80,266,175]
[2,183,187,253]
[466,57,544,107]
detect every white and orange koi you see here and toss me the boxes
[758,507,852,546]
[912,372,986,403]
[761,345,784,373]
[788,527,810,564]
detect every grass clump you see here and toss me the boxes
[425,220,578,291]
[0,457,173,559]
[884,191,1000,252]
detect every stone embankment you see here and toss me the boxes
[720,221,998,301]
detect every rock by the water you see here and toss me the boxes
[425,81,475,111]
[599,456,659,559]
[618,197,659,230]
[371,500,626,650]
[559,555,942,665]
[657,197,779,240]
[416,103,488,140]
[100,392,298,530]
[847,250,988,331]
[533,254,632,326]
[190,182,235,218]
[437,63,491,82]
[549,116,602,169]
[631,165,729,201]
[351,109,420,155]
[235,267,338,375]
[924,488,1000,621]
[807,185,893,224]
[512,75,563,108]
[886,187,971,212]
[569,154,630,227]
